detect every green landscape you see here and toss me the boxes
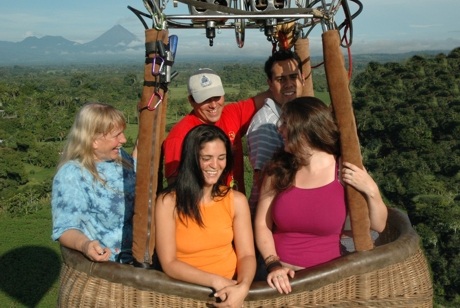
[1,48,460,307]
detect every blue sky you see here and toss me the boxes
[1,0,459,57]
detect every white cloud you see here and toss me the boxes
[127,40,144,48]
[410,24,442,28]
[24,31,42,39]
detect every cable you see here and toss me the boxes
[127,5,150,30]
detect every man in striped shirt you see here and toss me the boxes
[247,50,304,218]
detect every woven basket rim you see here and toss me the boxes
[60,206,419,301]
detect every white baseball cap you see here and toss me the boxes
[187,68,225,103]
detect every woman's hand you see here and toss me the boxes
[83,239,112,262]
[341,162,377,197]
[58,229,111,262]
[211,276,237,296]
[213,281,249,308]
[267,266,295,294]
[341,161,388,232]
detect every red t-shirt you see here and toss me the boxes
[163,97,256,194]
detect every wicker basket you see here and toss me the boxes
[57,207,433,307]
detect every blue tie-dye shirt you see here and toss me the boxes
[51,149,136,262]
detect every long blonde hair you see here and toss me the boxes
[57,102,128,185]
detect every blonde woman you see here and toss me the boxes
[51,102,136,263]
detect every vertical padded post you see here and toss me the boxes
[322,30,373,251]
[132,28,169,264]
[294,37,314,97]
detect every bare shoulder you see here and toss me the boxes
[232,189,249,205]
[156,192,176,210]
[231,190,250,218]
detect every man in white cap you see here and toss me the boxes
[162,68,270,193]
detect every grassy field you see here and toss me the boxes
[24,164,56,185]
[0,208,61,307]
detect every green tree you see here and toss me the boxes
[0,148,28,201]
[353,48,460,305]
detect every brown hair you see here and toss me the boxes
[262,96,340,194]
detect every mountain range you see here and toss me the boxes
[0,24,451,66]
[0,25,144,65]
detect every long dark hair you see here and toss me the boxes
[262,96,340,193]
[162,124,234,227]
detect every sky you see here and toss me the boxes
[1,0,459,58]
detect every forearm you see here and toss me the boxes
[235,255,256,288]
[253,89,272,110]
[255,227,277,260]
[58,229,91,252]
[364,184,388,232]
[162,259,225,289]
[255,210,275,258]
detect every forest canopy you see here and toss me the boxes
[353,47,460,305]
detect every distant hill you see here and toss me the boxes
[0,25,143,65]
[83,25,140,51]
[0,24,451,66]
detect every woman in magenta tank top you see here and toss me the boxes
[254,97,388,294]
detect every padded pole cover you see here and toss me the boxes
[322,30,373,251]
[294,38,314,97]
[132,28,169,264]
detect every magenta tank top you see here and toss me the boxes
[272,163,346,268]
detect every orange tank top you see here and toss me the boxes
[175,189,237,278]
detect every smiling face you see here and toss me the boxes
[268,59,304,107]
[93,127,127,162]
[199,139,227,187]
[190,95,225,124]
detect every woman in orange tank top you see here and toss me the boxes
[155,124,256,308]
